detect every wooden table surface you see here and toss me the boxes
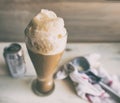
[0,42,120,103]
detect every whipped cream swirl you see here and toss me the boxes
[25,9,67,55]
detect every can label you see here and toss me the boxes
[3,43,26,78]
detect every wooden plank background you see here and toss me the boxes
[0,0,120,42]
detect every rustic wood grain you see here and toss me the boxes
[0,42,120,103]
[0,1,120,42]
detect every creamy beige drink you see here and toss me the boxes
[25,9,67,95]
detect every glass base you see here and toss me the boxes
[32,80,55,96]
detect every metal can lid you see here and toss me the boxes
[4,43,21,53]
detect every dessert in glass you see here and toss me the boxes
[25,9,67,96]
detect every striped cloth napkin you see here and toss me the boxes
[55,54,120,103]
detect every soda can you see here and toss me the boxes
[3,43,26,78]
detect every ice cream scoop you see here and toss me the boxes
[68,56,120,102]
[25,9,67,55]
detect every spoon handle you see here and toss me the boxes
[99,81,120,102]
[85,71,120,102]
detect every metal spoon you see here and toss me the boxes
[69,56,120,102]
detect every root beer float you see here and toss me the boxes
[25,9,67,96]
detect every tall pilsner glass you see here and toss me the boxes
[25,9,67,96]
